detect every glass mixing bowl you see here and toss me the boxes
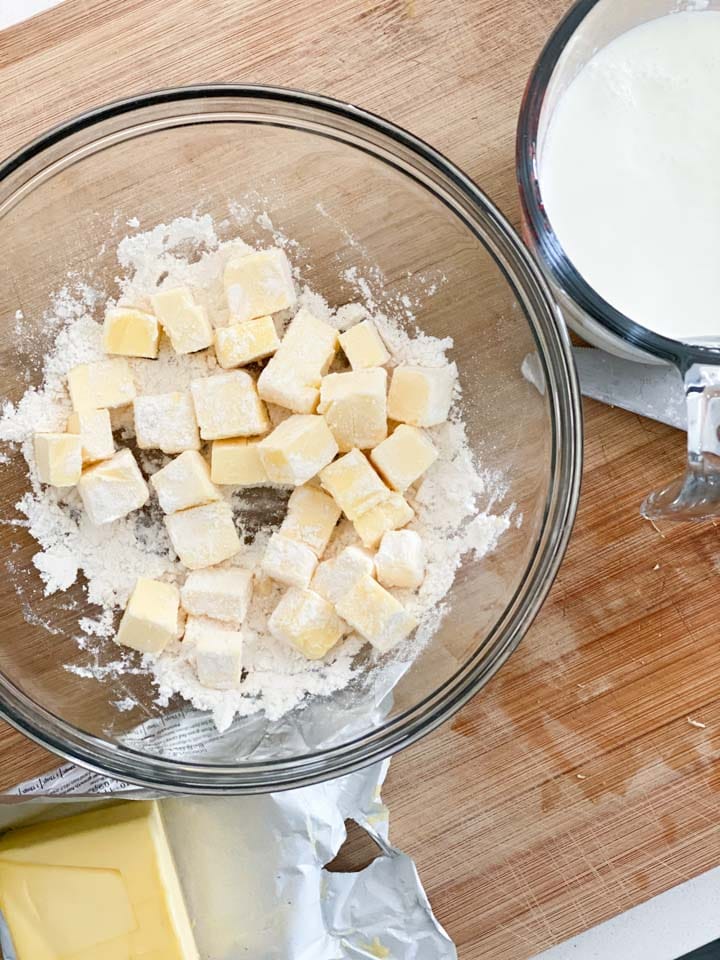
[0,86,581,793]
[518,1,720,520]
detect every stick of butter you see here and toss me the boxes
[0,801,198,960]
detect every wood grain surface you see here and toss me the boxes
[2,2,719,958]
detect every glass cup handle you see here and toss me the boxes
[642,363,720,520]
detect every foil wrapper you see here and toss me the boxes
[0,761,456,959]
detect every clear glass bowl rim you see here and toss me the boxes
[0,84,582,793]
[516,0,720,371]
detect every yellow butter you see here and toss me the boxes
[258,414,338,486]
[67,358,136,411]
[336,574,417,653]
[268,587,344,660]
[150,450,219,514]
[33,432,82,486]
[339,319,390,369]
[353,492,414,549]
[180,567,253,624]
[133,392,200,454]
[184,615,244,690]
[319,448,389,521]
[77,448,149,525]
[387,364,455,427]
[223,247,296,321]
[280,484,341,557]
[375,529,425,589]
[211,437,269,485]
[165,500,241,570]
[116,578,180,654]
[311,545,375,606]
[370,424,438,492]
[318,368,388,452]
[0,800,197,960]
[190,371,269,440]
[66,408,115,464]
[151,287,214,354]
[103,306,159,359]
[261,532,318,589]
[215,315,280,369]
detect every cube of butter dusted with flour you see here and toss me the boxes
[336,575,417,654]
[311,545,375,605]
[339,320,390,370]
[181,567,253,624]
[184,615,244,690]
[116,578,180,654]
[257,309,338,413]
[375,529,426,589]
[223,248,297,322]
[353,491,414,549]
[133,392,200,454]
[370,424,438,492]
[165,500,241,570]
[103,306,159,359]
[151,286,214,354]
[257,415,338,486]
[150,450,220,514]
[318,368,388,452]
[261,532,318,589]
[68,358,136,411]
[211,438,269,485]
[190,371,269,440]
[66,409,114,464]
[33,433,82,486]
[280,485,341,557]
[388,365,456,427]
[319,448,389,521]
[268,587,345,660]
[215,315,280,369]
[78,448,149,524]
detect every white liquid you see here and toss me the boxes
[540,11,720,343]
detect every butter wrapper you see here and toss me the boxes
[0,761,456,959]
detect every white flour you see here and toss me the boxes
[0,214,511,732]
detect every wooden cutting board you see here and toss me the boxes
[3,2,720,957]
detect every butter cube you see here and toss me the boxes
[335,302,369,331]
[66,409,115,464]
[268,587,344,660]
[311,545,375,605]
[190,371,269,440]
[184,616,243,690]
[370,424,438,492]
[211,437,269,485]
[150,451,219,514]
[336,575,417,653]
[353,492,414,549]
[261,532,318,589]
[103,306,159,359]
[318,368,388,452]
[78,448,149,524]
[68,358,136,411]
[215,315,280,369]
[133,392,200,454]
[375,529,425,589]
[181,567,253,623]
[258,415,338,486]
[339,320,390,369]
[319,449,389,521]
[224,247,297,321]
[258,308,338,413]
[165,500,241,569]
[151,287,214,354]
[116,578,180,654]
[387,365,456,427]
[280,485,341,557]
[34,432,82,486]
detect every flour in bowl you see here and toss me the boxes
[0,214,510,731]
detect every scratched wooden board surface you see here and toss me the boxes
[2,1,720,957]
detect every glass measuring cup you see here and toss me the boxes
[517,0,720,520]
